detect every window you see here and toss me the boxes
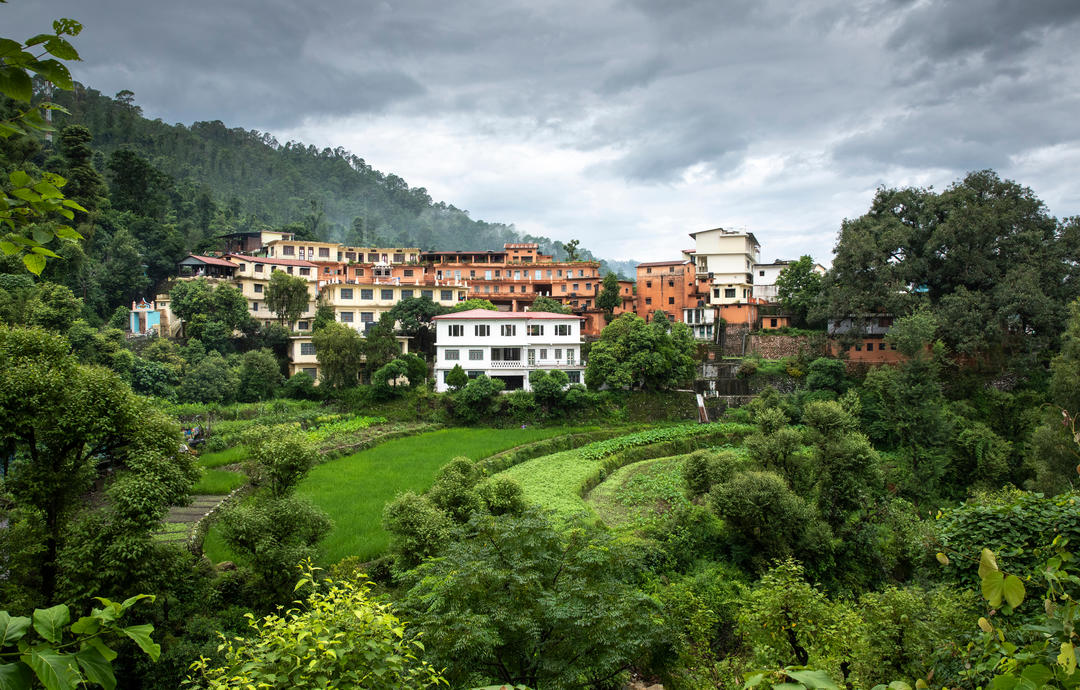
[421,290,434,300]
[300,342,316,356]
[713,289,720,298]
[299,267,310,276]
[360,289,373,300]
[539,348,547,359]
[393,253,404,263]
[297,321,309,330]
[401,289,414,299]
[251,302,258,311]
[514,270,521,279]
[578,270,584,277]
[324,267,331,274]
[567,349,575,365]
[646,281,652,288]
[724,288,736,298]
[340,288,354,299]
[448,324,464,336]
[361,312,374,323]
[469,349,483,360]
[346,251,356,261]
[566,370,581,384]
[445,349,459,360]
[286,267,294,274]
[283,246,295,256]
[573,283,579,291]
[557,269,563,277]
[555,348,562,359]
[356,268,365,276]
[645,297,652,305]
[254,283,263,293]
[646,267,652,274]
[668,280,674,287]
[527,324,544,336]
[495,270,501,277]
[535,270,542,279]
[318,247,330,258]
[668,297,675,305]
[255,263,264,272]
[759,270,765,276]
[484,270,493,280]
[367,253,379,262]
[586,283,592,291]
[491,347,521,361]
[340,311,354,322]
[561,285,567,292]
[475,325,490,336]
[555,324,571,336]
[509,285,515,293]
[467,370,482,378]
[501,324,516,336]
[404,269,414,277]
[855,343,863,351]
[890,343,897,350]
[770,318,778,327]
[381,289,394,300]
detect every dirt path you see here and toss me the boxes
[153,495,226,543]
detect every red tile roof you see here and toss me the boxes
[637,260,689,267]
[433,309,584,320]
[185,254,236,268]
[226,254,317,267]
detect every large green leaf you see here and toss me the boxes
[23,253,46,275]
[1018,664,1053,688]
[75,647,116,690]
[26,59,72,91]
[979,548,1000,579]
[23,648,81,690]
[0,612,31,646]
[990,674,1018,690]
[0,66,32,102]
[786,669,840,689]
[1003,575,1026,608]
[121,624,160,661]
[0,662,33,690]
[32,605,70,645]
[982,570,1005,607]
[68,616,101,636]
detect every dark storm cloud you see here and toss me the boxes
[5,0,1079,254]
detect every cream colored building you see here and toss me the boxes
[262,240,420,265]
[287,334,411,380]
[225,255,321,330]
[322,281,468,334]
[683,227,761,306]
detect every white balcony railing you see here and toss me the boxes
[489,361,525,369]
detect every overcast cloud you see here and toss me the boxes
[7,0,1079,264]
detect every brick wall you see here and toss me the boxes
[747,334,827,360]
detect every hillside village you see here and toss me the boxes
[5,8,1080,690]
[141,225,892,388]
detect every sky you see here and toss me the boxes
[7,0,1080,266]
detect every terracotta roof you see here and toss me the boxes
[433,309,584,321]
[225,254,317,268]
[637,260,688,268]
[184,254,236,268]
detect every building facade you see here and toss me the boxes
[432,309,585,392]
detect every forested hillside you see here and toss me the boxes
[0,82,632,319]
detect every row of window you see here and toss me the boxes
[279,247,416,263]
[643,296,677,305]
[848,342,897,352]
[444,348,576,362]
[240,263,313,277]
[446,324,573,337]
[338,288,456,302]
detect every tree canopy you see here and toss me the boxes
[585,312,696,390]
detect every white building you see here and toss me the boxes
[682,227,761,306]
[432,309,585,392]
[752,259,827,303]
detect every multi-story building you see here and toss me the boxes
[420,243,603,314]
[321,281,468,335]
[432,309,585,392]
[286,333,410,380]
[684,227,761,307]
[226,254,321,329]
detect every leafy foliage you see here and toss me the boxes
[0,595,160,690]
[186,562,446,689]
[585,312,696,391]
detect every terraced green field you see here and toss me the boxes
[587,455,693,529]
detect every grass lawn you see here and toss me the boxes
[192,467,246,495]
[501,448,606,520]
[295,426,584,564]
[587,455,693,530]
[197,446,247,468]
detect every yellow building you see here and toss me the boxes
[225,255,321,330]
[321,281,468,334]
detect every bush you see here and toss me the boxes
[281,372,321,400]
[382,491,454,570]
[450,375,505,423]
[503,389,539,424]
[711,471,831,573]
[806,357,847,393]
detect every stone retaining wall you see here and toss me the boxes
[746,334,826,360]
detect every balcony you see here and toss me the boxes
[490,360,525,369]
